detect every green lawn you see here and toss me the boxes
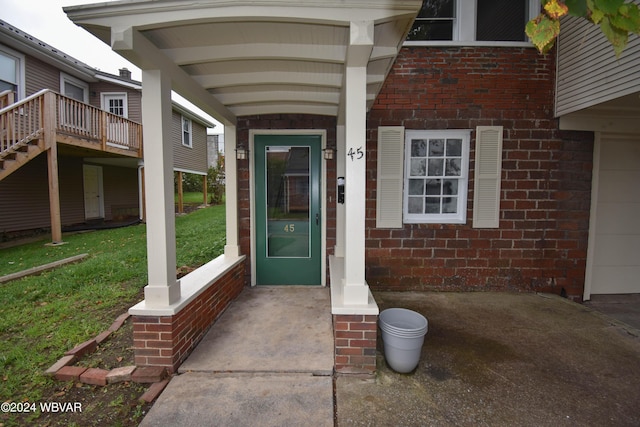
[176,191,206,205]
[0,205,225,403]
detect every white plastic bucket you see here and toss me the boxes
[379,308,428,373]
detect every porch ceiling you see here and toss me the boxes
[64,0,421,126]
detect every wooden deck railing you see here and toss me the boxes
[0,89,142,160]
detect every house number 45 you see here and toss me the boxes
[283,224,295,233]
[347,147,364,161]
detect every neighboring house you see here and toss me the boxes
[64,0,639,377]
[0,20,214,241]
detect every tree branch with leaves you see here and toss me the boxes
[526,0,640,57]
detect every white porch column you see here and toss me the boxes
[343,21,373,305]
[335,124,346,258]
[141,69,180,307]
[224,125,241,257]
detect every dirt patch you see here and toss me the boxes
[31,317,153,427]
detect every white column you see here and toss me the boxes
[141,69,180,307]
[343,21,374,305]
[334,124,346,258]
[224,125,241,257]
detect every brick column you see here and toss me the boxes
[334,314,377,374]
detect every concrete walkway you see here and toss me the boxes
[139,286,334,427]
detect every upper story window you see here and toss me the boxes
[406,0,539,45]
[61,73,89,103]
[101,93,128,118]
[182,116,192,147]
[0,47,24,99]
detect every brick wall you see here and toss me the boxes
[236,114,337,284]
[366,47,594,301]
[132,260,245,373]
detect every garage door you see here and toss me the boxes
[589,135,640,295]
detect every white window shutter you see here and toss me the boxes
[376,126,405,228]
[473,126,503,228]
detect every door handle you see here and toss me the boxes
[316,213,319,225]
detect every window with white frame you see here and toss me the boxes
[102,93,128,118]
[182,116,192,147]
[376,126,502,229]
[404,130,470,224]
[0,47,24,99]
[60,73,89,102]
[406,0,539,44]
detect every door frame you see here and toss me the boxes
[83,164,105,219]
[249,129,328,287]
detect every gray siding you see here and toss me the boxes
[0,155,51,234]
[172,110,209,174]
[0,156,139,234]
[101,165,139,219]
[556,11,640,117]
[25,54,61,96]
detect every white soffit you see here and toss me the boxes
[64,0,421,124]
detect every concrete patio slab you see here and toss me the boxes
[179,286,334,375]
[139,372,334,427]
[336,291,640,426]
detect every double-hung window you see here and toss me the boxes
[182,116,192,148]
[406,0,540,45]
[376,126,503,229]
[404,130,470,224]
[0,47,24,99]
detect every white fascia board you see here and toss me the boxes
[64,1,422,29]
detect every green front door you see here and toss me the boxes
[255,134,322,285]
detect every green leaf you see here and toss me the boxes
[594,0,624,15]
[565,0,589,17]
[600,16,629,57]
[525,15,561,54]
[611,3,640,33]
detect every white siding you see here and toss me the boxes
[556,7,640,117]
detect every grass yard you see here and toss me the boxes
[0,205,225,426]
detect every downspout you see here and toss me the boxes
[138,159,145,222]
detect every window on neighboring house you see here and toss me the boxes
[406,0,538,44]
[0,48,24,99]
[404,130,470,224]
[182,116,192,147]
[61,73,89,102]
[101,93,128,118]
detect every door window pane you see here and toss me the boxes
[266,146,311,258]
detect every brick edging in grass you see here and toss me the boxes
[44,311,170,403]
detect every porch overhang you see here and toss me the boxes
[64,0,420,125]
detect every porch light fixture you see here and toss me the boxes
[236,148,248,160]
[323,147,334,160]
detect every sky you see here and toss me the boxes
[2,0,224,133]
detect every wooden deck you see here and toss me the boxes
[0,89,143,179]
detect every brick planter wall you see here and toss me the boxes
[132,260,245,373]
[366,47,594,301]
[334,314,377,374]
